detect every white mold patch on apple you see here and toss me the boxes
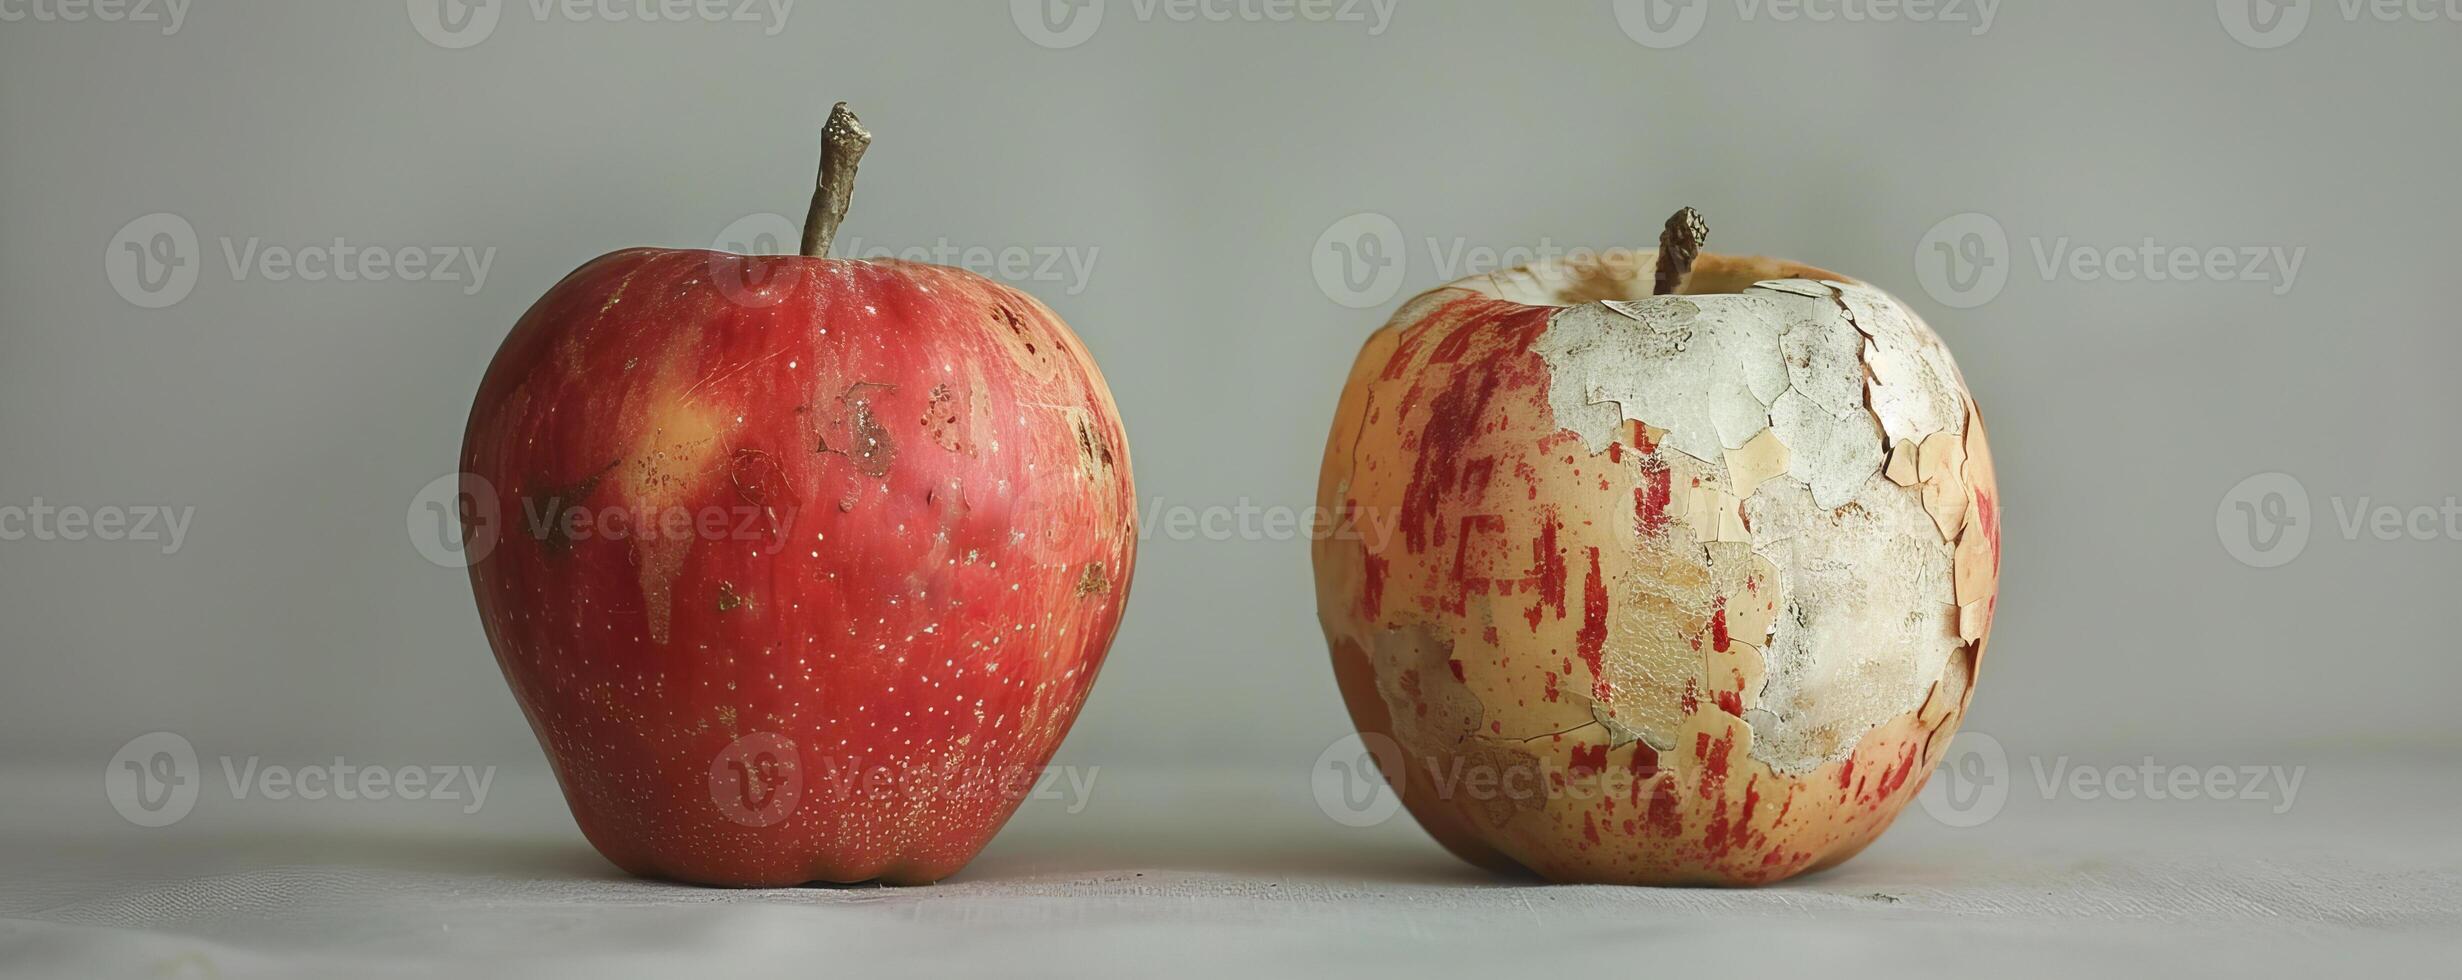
[1527,277,1971,774]
[1532,295,1793,462]
[1740,474,1958,774]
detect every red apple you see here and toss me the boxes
[461,104,1136,886]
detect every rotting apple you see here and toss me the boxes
[1314,209,1998,885]
[461,103,1136,886]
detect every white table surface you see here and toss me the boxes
[5,752,2456,979]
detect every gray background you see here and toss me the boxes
[4,0,2456,785]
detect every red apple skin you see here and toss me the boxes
[462,248,1135,886]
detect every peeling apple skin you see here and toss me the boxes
[1314,251,1998,886]
[464,249,1135,887]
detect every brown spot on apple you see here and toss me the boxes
[1074,415,1115,477]
[813,381,899,478]
[848,396,896,477]
[923,383,965,453]
[522,459,619,554]
[986,300,1061,381]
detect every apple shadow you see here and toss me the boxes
[949,816,1509,888]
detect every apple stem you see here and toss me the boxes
[800,102,873,259]
[1653,207,1706,296]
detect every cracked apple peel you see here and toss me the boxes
[1314,240,1999,885]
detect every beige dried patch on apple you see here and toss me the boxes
[1724,429,1790,501]
[1590,440,1768,744]
[1450,607,1576,742]
[1538,440,1722,748]
[1597,543,1722,748]
[1952,405,2001,645]
[1456,740,1550,829]
[1918,430,1970,540]
[1368,622,1486,748]
[622,354,737,646]
[1953,498,1997,609]
[1884,438,1920,486]
[1703,551,1782,720]
[1918,647,1974,737]
[1673,475,1752,544]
